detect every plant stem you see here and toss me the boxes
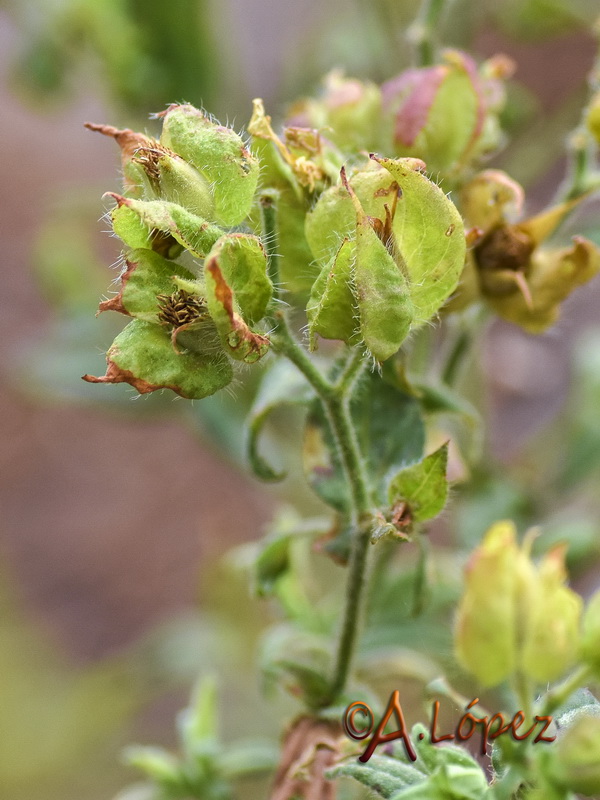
[539,664,593,717]
[263,194,373,706]
[335,347,367,396]
[271,318,373,705]
[513,670,534,727]
[442,327,471,387]
[270,313,333,399]
[408,0,448,67]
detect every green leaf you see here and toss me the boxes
[355,371,426,503]
[247,359,313,482]
[303,371,425,513]
[307,238,359,348]
[330,725,488,800]
[178,675,218,757]
[255,534,293,596]
[327,755,428,798]
[260,626,331,707]
[98,248,196,320]
[83,319,233,399]
[388,443,449,523]
[219,740,279,779]
[354,220,413,361]
[373,156,466,322]
[110,195,225,257]
[124,746,182,790]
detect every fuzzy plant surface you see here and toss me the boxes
[81,3,600,798]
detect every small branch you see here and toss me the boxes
[270,313,333,400]
[538,664,593,717]
[334,347,367,398]
[408,0,449,67]
[442,326,471,387]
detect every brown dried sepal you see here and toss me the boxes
[97,258,138,316]
[82,360,171,396]
[84,122,156,192]
[390,500,413,534]
[270,715,343,800]
[206,260,269,362]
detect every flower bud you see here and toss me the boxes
[381,50,495,176]
[159,104,259,226]
[455,523,582,686]
[455,521,519,686]
[288,70,382,153]
[586,93,600,144]
[580,590,600,676]
[548,715,600,796]
[519,544,582,682]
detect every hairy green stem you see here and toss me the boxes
[408,0,448,67]
[270,314,333,399]
[335,347,367,397]
[513,671,534,728]
[263,189,373,705]
[442,327,471,387]
[539,664,593,717]
[270,318,372,705]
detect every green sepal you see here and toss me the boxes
[206,234,272,324]
[249,135,320,295]
[307,238,359,348]
[82,319,233,399]
[388,443,449,523]
[354,219,413,361]
[372,156,466,322]
[149,148,215,218]
[98,248,197,321]
[110,195,225,257]
[305,167,390,266]
[247,360,313,482]
[204,235,271,363]
[391,59,483,175]
[160,104,259,226]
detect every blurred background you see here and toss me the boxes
[1,0,600,798]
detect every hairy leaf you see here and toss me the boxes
[247,360,313,481]
[388,443,449,523]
